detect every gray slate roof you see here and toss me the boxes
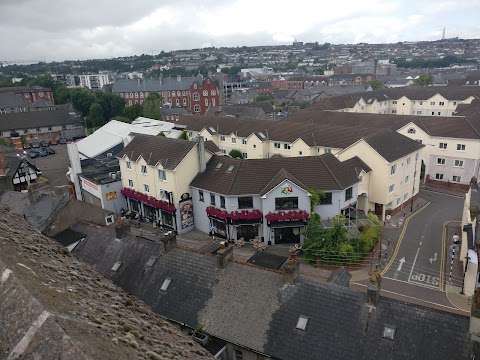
[117,133,196,170]
[0,93,28,108]
[362,129,425,162]
[112,76,203,93]
[24,194,68,231]
[0,109,82,132]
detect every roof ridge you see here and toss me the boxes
[318,155,342,189]
[463,116,480,138]
[416,118,431,135]
[225,158,242,195]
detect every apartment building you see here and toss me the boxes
[79,74,113,90]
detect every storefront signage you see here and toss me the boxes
[179,198,194,229]
[81,177,101,197]
[106,191,117,201]
[180,193,190,201]
[281,183,293,195]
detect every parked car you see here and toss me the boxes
[31,142,40,148]
[28,151,38,158]
[40,140,49,147]
[23,143,31,149]
[58,138,67,144]
[49,139,58,145]
[42,147,55,155]
[34,149,48,157]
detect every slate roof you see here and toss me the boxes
[53,228,86,246]
[0,109,82,132]
[361,129,425,162]
[190,153,370,195]
[0,86,51,93]
[112,76,203,93]
[24,194,68,231]
[0,93,29,108]
[207,104,266,119]
[116,133,196,170]
[0,190,30,215]
[204,140,220,154]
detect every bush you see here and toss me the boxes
[358,224,381,253]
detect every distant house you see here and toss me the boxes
[0,86,54,106]
[229,91,258,104]
[0,147,40,192]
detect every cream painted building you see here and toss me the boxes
[117,134,214,233]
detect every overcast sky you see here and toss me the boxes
[1,0,479,62]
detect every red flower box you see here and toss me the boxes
[206,206,229,221]
[121,188,176,213]
[229,209,263,221]
[265,210,310,222]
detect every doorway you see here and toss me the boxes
[236,225,258,241]
[274,227,301,244]
[375,203,383,216]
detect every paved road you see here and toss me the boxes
[32,144,69,187]
[357,190,464,310]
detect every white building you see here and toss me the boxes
[79,74,113,90]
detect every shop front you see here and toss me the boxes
[206,206,263,241]
[265,210,309,245]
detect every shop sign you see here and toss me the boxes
[106,191,117,201]
[281,183,293,195]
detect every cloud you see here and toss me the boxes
[0,0,479,61]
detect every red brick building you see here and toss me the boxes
[0,86,54,105]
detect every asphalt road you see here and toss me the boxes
[31,144,70,187]
[357,190,464,310]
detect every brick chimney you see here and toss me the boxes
[366,269,382,307]
[0,153,7,177]
[283,258,300,284]
[161,231,177,253]
[114,220,131,240]
[217,243,233,269]
[198,136,206,173]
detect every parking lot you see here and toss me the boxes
[31,144,70,188]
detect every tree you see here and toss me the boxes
[143,92,161,120]
[177,131,189,140]
[71,88,97,117]
[228,149,243,159]
[157,132,166,137]
[96,93,125,122]
[87,103,104,128]
[114,116,132,123]
[121,103,143,121]
[414,73,434,86]
[368,80,384,90]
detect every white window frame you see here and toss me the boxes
[141,165,147,174]
[457,144,466,151]
[128,179,133,187]
[232,137,237,144]
[220,135,226,142]
[158,169,166,181]
[435,173,444,180]
[203,90,208,96]
[126,161,131,170]
[390,164,397,175]
[193,92,200,101]
[144,184,150,193]
[242,138,247,145]
[437,158,445,165]
[454,160,464,167]
[194,104,201,113]
[452,176,461,182]
[388,184,395,194]
[439,142,447,149]
[274,142,280,149]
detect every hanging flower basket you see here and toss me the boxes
[229,209,263,221]
[121,188,176,213]
[206,206,229,220]
[265,210,310,222]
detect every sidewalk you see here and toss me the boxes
[420,183,467,198]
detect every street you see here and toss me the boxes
[31,144,70,187]
[354,190,466,312]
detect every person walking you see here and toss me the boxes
[452,233,460,246]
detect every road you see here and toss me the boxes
[356,190,465,311]
[32,144,69,187]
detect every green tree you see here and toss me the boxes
[87,103,104,128]
[228,149,243,158]
[114,116,132,123]
[71,88,97,117]
[157,132,166,137]
[177,131,189,140]
[121,103,143,121]
[414,73,434,86]
[368,80,384,90]
[96,93,125,122]
[142,92,161,120]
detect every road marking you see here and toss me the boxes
[421,189,464,199]
[429,252,437,263]
[419,242,422,245]
[397,257,405,271]
[381,202,430,276]
[383,276,444,291]
[351,281,466,313]
[408,247,421,283]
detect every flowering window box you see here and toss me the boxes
[265,210,310,223]
[229,209,263,221]
[206,206,229,221]
[121,188,175,213]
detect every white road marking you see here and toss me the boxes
[408,247,421,284]
[384,276,444,291]
[397,257,406,272]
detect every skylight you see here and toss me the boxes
[209,127,216,133]
[296,315,308,331]
[226,165,235,172]
[111,261,122,272]
[216,162,224,169]
[382,324,395,340]
[145,256,157,267]
[160,277,172,291]
[258,132,266,139]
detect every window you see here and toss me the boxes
[128,179,133,187]
[284,143,291,150]
[232,137,236,144]
[274,142,280,149]
[221,149,227,154]
[211,90,216,96]
[392,101,397,104]
[457,144,466,151]
[205,98,209,106]
[130,92,134,98]
[144,184,150,193]
[194,104,201,113]
[126,161,131,170]
[324,148,332,154]
[296,315,309,331]
[183,98,187,105]
[454,160,464,167]
[234,349,243,360]
[419,101,423,105]
[212,98,216,106]
[238,197,253,209]
[242,138,247,145]
[430,101,435,105]
[158,190,168,200]
[416,111,422,115]
[439,101,445,106]
[219,196,226,209]
[439,142,447,149]
[167,91,171,96]
[182,90,186,96]
[437,158,445,165]
[210,194,216,205]
[404,193,408,200]
[23,130,28,134]
[220,135,226,142]
[177,91,180,96]
[453,101,457,105]
[193,83,197,89]
[298,151,303,156]
[193,92,200,101]
[320,192,332,204]
[203,90,208,96]
[390,164,397,175]
[397,198,401,206]
[36,128,41,132]
[242,152,248,159]
[135,92,138,98]
[437,112,441,116]
[388,184,395,194]
[407,128,416,134]
[141,165,147,174]
[435,173,444,180]
[345,187,353,201]
[199,190,204,202]
[391,110,397,114]
[406,157,411,166]
[275,197,298,210]
[160,277,172,291]
[140,92,144,98]
[48,126,52,131]
[176,99,180,106]
[253,144,256,149]
[158,169,166,180]
[453,176,461,182]
[431,112,435,115]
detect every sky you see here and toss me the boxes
[1,0,480,62]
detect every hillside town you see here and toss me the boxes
[3,8,480,358]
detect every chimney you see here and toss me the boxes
[217,243,233,269]
[161,231,177,253]
[366,269,381,307]
[0,153,7,176]
[198,136,206,173]
[177,75,181,82]
[283,258,300,284]
[115,220,131,240]
[470,176,478,189]
[374,59,378,79]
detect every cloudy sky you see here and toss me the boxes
[1,0,479,62]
